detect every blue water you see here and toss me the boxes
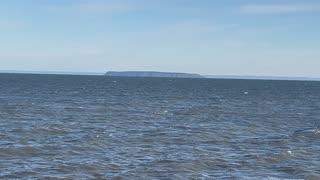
[0,74,319,179]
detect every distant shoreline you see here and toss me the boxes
[105,71,204,78]
[0,70,319,81]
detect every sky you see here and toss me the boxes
[0,0,320,77]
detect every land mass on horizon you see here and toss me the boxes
[1,70,320,81]
[105,71,204,78]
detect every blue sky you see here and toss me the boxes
[0,0,319,77]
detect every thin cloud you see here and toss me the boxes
[48,0,135,15]
[0,19,26,29]
[157,21,237,36]
[75,1,134,14]
[240,4,320,14]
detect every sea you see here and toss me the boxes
[0,73,319,179]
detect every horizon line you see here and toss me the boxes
[0,70,320,81]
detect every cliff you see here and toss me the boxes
[105,71,204,78]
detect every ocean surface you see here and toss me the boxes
[0,74,319,180]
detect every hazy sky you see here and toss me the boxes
[1,0,319,77]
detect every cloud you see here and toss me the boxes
[240,4,320,14]
[152,21,237,38]
[75,1,134,14]
[48,0,135,15]
[0,19,26,29]
[162,21,230,33]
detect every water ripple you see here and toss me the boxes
[0,74,320,179]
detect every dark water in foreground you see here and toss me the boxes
[0,74,319,179]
